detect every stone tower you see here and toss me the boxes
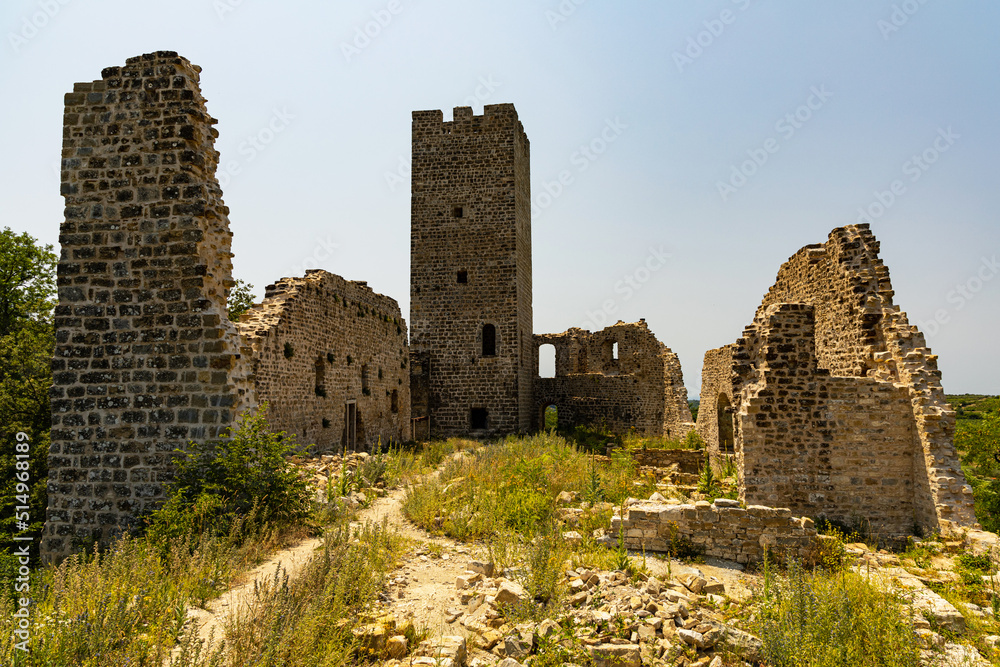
[409,104,533,438]
[44,52,254,561]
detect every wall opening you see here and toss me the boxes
[577,348,588,373]
[314,355,326,397]
[470,408,488,430]
[538,343,556,378]
[391,389,399,413]
[717,393,735,455]
[344,401,357,451]
[457,270,468,284]
[612,341,619,360]
[453,206,464,218]
[482,324,496,357]
[543,404,558,431]
[361,364,370,395]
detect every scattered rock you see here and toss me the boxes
[496,580,528,607]
[416,636,467,667]
[468,560,495,577]
[563,530,583,546]
[503,635,532,661]
[496,659,523,667]
[556,490,578,504]
[386,635,408,659]
[588,643,641,667]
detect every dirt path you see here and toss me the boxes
[170,478,478,663]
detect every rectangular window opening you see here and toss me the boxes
[470,408,488,430]
[457,270,468,284]
[453,206,464,218]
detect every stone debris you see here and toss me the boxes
[415,635,467,667]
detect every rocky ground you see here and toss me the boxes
[184,451,999,666]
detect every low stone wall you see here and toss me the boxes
[629,449,704,474]
[612,499,819,565]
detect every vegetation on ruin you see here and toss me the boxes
[226,278,256,321]
[750,557,923,667]
[0,228,56,591]
[953,394,1000,532]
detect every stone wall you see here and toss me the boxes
[735,304,921,533]
[409,104,533,438]
[533,321,694,438]
[697,224,977,535]
[630,449,704,475]
[239,270,410,451]
[695,345,737,462]
[613,498,819,565]
[45,52,254,561]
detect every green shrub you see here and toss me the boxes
[752,560,921,667]
[146,404,312,547]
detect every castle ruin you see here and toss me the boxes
[42,52,979,560]
[533,321,693,438]
[696,224,977,536]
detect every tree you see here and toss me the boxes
[227,278,256,322]
[0,228,56,587]
[958,407,1000,532]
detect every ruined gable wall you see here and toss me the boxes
[735,304,918,535]
[533,321,692,437]
[757,224,975,531]
[45,52,254,561]
[240,270,410,451]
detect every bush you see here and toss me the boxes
[752,560,922,667]
[146,405,312,547]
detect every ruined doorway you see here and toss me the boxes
[717,393,735,454]
[542,404,558,431]
[344,401,357,451]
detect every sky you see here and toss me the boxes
[1,0,997,396]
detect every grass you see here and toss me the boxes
[171,518,408,666]
[401,432,648,542]
[751,558,924,667]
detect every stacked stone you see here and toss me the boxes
[238,270,411,451]
[409,104,533,438]
[532,321,694,438]
[630,449,704,474]
[613,498,819,565]
[696,224,977,537]
[45,52,254,561]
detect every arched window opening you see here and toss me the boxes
[482,324,496,357]
[538,343,556,378]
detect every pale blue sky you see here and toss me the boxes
[1,0,997,394]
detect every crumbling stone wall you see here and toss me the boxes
[239,270,410,451]
[409,105,533,438]
[613,498,819,565]
[533,321,694,438]
[45,52,254,561]
[696,345,737,462]
[698,224,976,535]
[630,449,704,475]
